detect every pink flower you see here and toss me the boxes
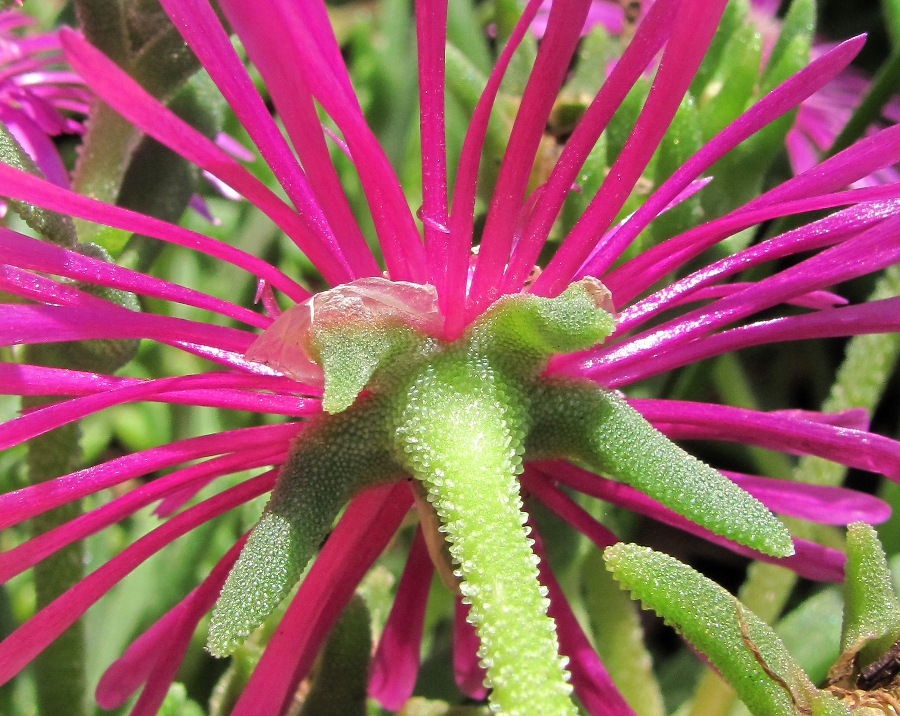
[0,9,88,187]
[1,0,899,713]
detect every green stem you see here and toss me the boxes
[71,104,144,244]
[22,393,86,716]
[394,357,577,715]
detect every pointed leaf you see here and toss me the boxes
[604,543,847,716]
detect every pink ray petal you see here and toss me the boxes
[0,162,309,302]
[0,473,275,685]
[96,536,245,709]
[369,528,433,709]
[535,0,728,296]
[591,213,900,377]
[443,0,545,337]
[504,0,679,294]
[604,189,900,307]
[156,0,372,284]
[414,0,450,289]
[0,228,270,329]
[556,36,865,286]
[632,400,900,481]
[0,372,316,450]
[232,483,412,716]
[453,598,487,700]
[580,297,900,386]
[468,0,593,311]
[217,0,425,282]
[532,530,636,716]
[58,29,352,286]
[725,472,890,526]
[0,451,284,583]
[0,304,255,354]
[0,422,301,530]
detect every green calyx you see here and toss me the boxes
[211,278,792,714]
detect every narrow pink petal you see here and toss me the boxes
[652,283,848,311]
[0,228,270,329]
[0,304,255,354]
[587,212,900,378]
[0,363,122,396]
[533,531,636,716]
[726,472,890,526]
[604,190,900,306]
[522,471,618,550]
[2,110,70,187]
[539,461,844,582]
[548,36,865,286]
[0,162,309,302]
[0,473,275,685]
[156,0,369,284]
[453,598,487,700]
[534,0,728,296]
[443,0,545,337]
[232,483,413,715]
[369,528,433,709]
[0,372,315,450]
[414,0,450,289]
[580,298,900,386]
[96,536,245,709]
[749,123,900,211]
[0,263,115,308]
[503,0,679,293]
[632,400,900,481]
[218,0,426,282]
[212,2,377,280]
[467,0,593,312]
[0,362,313,404]
[0,423,301,530]
[59,29,352,286]
[0,452,284,583]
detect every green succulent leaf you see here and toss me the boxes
[842,522,900,663]
[604,543,848,716]
[207,399,401,657]
[528,382,793,558]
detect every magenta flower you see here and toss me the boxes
[0,9,88,187]
[1,0,900,714]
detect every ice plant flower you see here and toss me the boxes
[0,9,88,186]
[1,0,900,714]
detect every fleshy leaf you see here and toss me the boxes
[841,522,900,664]
[604,543,848,716]
[528,382,794,557]
[207,399,401,657]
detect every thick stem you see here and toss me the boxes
[23,397,87,716]
[393,357,577,715]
